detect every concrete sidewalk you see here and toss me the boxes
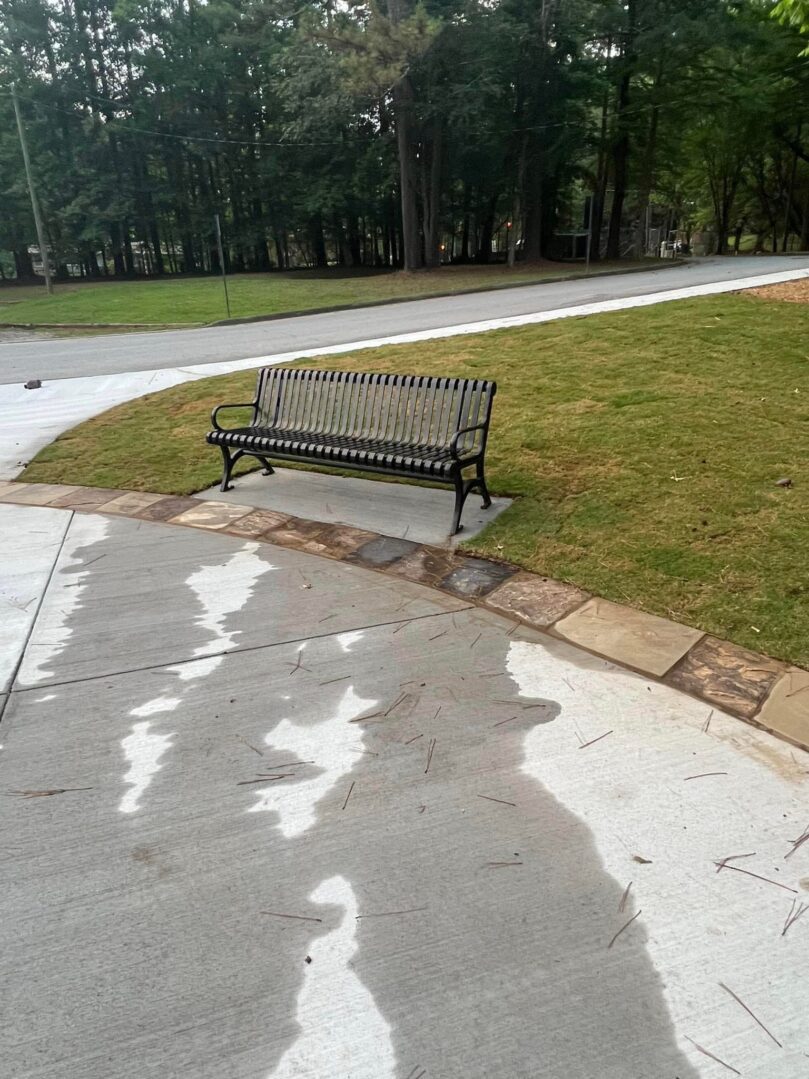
[201,467,512,546]
[1,503,807,1078]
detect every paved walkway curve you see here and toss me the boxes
[1,496,807,1078]
[2,480,806,751]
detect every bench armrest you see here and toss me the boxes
[449,423,488,459]
[210,402,257,431]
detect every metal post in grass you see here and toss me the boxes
[12,83,54,295]
[214,213,231,319]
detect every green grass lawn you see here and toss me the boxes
[22,292,809,667]
[0,261,647,327]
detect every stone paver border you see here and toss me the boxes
[2,480,806,753]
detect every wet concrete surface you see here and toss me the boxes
[1,507,808,1078]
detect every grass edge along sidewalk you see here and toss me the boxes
[21,291,809,668]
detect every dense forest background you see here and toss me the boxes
[1,0,808,280]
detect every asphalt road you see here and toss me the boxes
[2,504,807,1077]
[3,255,808,384]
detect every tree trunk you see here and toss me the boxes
[800,187,809,250]
[123,227,135,275]
[392,78,423,270]
[606,2,636,261]
[589,52,612,263]
[110,222,126,276]
[421,120,443,268]
[13,248,35,281]
[309,214,328,267]
[388,0,423,271]
[348,217,362,266]
[522,158,543,262]
[476,195,498,263]
[782,143,800,251]
[606,121,630,260]
[460,186,472,263]
[333,213,352,266]
[635,59,664,258]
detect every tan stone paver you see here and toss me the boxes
[756,668,809,749]
[261,516,334,553]
[169,501,255,530]
[96,492,166,515]
[224,509,291,539]
[554,597,703,677]
[314,524,379,560]
[136,496,200,522]
[0,483,80,506]
[486,574,589,627]
[51,487,124,509]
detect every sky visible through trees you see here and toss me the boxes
[1,0,808,280]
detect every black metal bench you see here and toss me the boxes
[206,367,497,535]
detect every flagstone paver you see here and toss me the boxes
[553,597,703,678]
[223,508,291,539]
[485,574,590,627]
[388,546,466,589]
[667,635,785,719]
[51,487,125,509]
[756,667,809,748]
[0,482,80,505]
[96,491,166,515]
[261,516,335,552]
[439,557,517,599]
[169,500,255,530]
[348,535,420,569]
[136,495,200,522]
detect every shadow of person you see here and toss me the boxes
[6,520,697,1079]
[256,615,699,1079]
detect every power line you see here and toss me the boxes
[0,89,377,149]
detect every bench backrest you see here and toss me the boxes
[253,368,496,453]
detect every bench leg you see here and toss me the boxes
[476,461,492,509]
[257,455,275,476]
[218,445,240,492]
[451,478,466,536]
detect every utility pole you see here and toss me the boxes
[214,214,231,319]
[11,84,54,295]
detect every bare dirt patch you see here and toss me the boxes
[742,278,809,304]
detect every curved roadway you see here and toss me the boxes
[3,255,809,384]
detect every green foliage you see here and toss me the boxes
[1,0,808,277]
[773,0,809,50]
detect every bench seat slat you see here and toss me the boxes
[207,427,464,476]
